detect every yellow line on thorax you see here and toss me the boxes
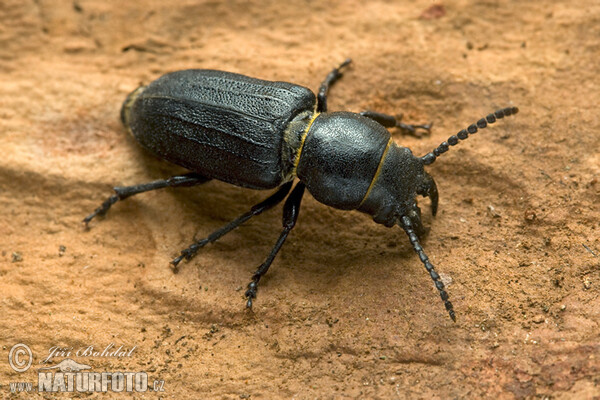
[359,138,393,207]
[292,112,320,176]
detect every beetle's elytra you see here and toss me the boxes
[85,59,518,321]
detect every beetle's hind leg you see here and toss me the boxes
[83,173,210,226]
[245,182,305,309]
[171,182,293,272]
[317,58,352,113]
[359,110,432,136]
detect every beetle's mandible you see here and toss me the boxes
[84,59,518,321]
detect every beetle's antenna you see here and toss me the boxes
[399,215,456,322]
[421,107,518,165]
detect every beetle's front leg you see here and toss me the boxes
[317,58,352,113]
[245,182,305,308]
[417,173,439,216]
[359,110,432,136]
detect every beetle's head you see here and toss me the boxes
[358,106,519,322]
[357,144,455,320]
[357,144,435,230]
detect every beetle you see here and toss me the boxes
[84,59,518,321]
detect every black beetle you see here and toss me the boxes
[84,59,518,321]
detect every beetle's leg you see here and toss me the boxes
[417,173,439,216]
[83,173,210,226]
[245,182,305,308]
[410,205,427,238]
[359,110,432,136]
[171,182,294,272]
[399,215,456,322]
[317,58,352,113]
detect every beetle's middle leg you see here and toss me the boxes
[360,110,432,136]
[83,173,210,226]
[170,181,294,272]
[245,182,305,308]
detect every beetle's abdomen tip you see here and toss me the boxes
[120,85,146,129]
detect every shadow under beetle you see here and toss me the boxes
[84,59,518,321]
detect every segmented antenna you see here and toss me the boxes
[400,215,456,322]
[421,107,519,165]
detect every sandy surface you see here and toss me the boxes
[1,0,599,398]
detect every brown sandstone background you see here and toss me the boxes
[0,0,598,398]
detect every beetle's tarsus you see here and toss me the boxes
[397,121,433,136]
[170,242,206,272]
[83,194,119,225]
[244,274,262,308]
[339,58,352,70]
[359,110,431,136]
[245,280,258,304]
